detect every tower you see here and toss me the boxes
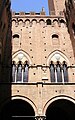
[48,0,65,16]
[1,0,75,120]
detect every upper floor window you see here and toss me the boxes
[50,61,68,83]
[12,61,29,83]
[13,34,19,39]
[52,34,59,39]
[46,19,51,25]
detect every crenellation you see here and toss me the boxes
[12,14,66,29]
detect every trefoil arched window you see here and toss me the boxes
[50,61,68,83]
[12,61,29,83]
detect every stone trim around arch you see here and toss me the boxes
[43,95,75,116]
[12,50,32,65]
[11,95,38,116]
[47,50,70,66]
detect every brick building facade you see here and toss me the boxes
[1,0,75,120]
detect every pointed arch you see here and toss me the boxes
[12,50,32,65]
[12,50,32,83]
[47,51,70,83]
[47,50,70,66]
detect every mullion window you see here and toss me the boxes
[56,62,62,82]
[50,63,55,82]
[63,62,68,82]
[23,64,29,82]
[12,64,16,82]
[17,62,22,82]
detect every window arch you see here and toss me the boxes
[25,19,30,26]
[53,19,58,25]
[60,19,65,24]
[52,34,59,39]
[46,19,51,25]
[13,34,19,39]
[48,51,69,83]
[18,19,23,25]
[39,19,45,25]
[12,19,16,26]
[12,51,32,83]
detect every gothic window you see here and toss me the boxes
[56,61,62,82]
[23,63,29,82]
[12,61,29,83]
[50,62,55,82]
[12,61,16,82]
[63,61,68,82]
[50,61,68,83]
[17,61,22,82]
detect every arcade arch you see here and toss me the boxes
[0,96,37,120]
[43,96,75,120]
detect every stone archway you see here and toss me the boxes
[0,99,35,120]
[46,99,75,120]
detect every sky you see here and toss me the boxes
[11,0,49,15]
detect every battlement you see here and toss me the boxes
[12,10,46,17]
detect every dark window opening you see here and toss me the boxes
[56,61,62,82]
[50,62,55,82]
[63,61,68,82]
[17,61,22,82]
[60,19,65,24]
[12,63,16,82]
[13,34,19,39]
[23,64,29,82]
[46,19,51,25]
[46,99,75,120]
[53,19,58,23]
[0,99,35,120]
[52,34,59,39]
